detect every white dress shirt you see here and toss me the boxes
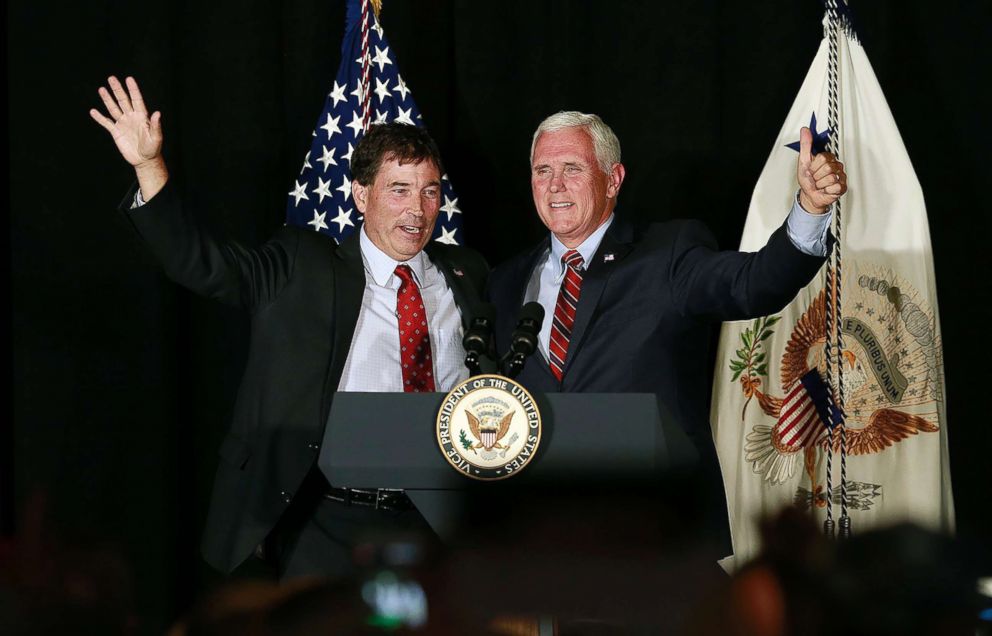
[524,214,616,363]
[524,200,832,362]
[337,227,467,392]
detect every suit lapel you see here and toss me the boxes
[517,237,551,306]
[426,245,476,330]
[562,218,635,377]
[519,238,558,383]
[322,233,366,418]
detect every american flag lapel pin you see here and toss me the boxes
[603,253,615,263]
[453,268,464,277]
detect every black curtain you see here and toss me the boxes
[9,1,989,632]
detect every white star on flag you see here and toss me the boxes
[331,206,355,231]
[374,109,388,124]
[317,145,337,172]
[439,195,462,221]
[350,82,365,104]
[395,106,414,125]
[307,210,328,232]
[289,180,309,206]
[300,150,312,175]
[343,143,355,163]
[372,46,392,72]
[394,75,410,100]
[336,175,352,201]
[374,78,392,102]
[346,110,365,137]
[435,226,459,245]
[312,177,333,203]
[320,114,341,139]
[329,81,347,107]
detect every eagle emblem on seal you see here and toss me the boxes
[465,409,514,452]
[733,266,941,508]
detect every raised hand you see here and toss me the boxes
[91,75,168,199]
[90,76,163,167]
[796,126,847,214]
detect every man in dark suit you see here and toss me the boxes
[487,111,846,553]
[90,76,487,577]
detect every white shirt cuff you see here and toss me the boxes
[786,191,832,256]
[129,189,146,209]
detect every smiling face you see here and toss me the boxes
[530,126,625,248]
[353,156,442,261]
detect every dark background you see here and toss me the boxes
[8,0,990,632]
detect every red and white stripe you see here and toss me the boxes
[360,0,372,132]
[776,380,828,448]
[549,250,584,381]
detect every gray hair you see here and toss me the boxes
[530,111,622,174]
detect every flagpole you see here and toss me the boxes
[823,0,852,540]
[359,0,372,132]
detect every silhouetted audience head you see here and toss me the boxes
[712,507,984,636]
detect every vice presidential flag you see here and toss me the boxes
[286,0,463,246]
[710,11,954,572]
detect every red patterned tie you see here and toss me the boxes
[549,250,584,381]
[395,264,436,392]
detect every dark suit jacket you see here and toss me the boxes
[123,181,488,573]
[488,216,826,454]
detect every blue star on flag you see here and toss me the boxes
[785,112,833,156]
[285,0,464,246]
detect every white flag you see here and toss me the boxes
[710,16,955,572]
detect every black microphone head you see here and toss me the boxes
[510,302,545,356]
[463,302,497,355]
[517,301,545,327]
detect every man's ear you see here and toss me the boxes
[607,163,626,199]
[352,181,368,214]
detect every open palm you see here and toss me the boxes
[90,76,163,166]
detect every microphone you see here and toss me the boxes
[463,303,496,376]
[504,302,545,378]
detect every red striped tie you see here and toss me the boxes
[549,250,584,381]
[395,265,436,392]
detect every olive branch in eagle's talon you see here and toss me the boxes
[729,315,781,421]
[458,429,476,453]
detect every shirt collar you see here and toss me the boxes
[359,226,430,287]
[549,213,615,276]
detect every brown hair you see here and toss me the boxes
[350,122,444,186]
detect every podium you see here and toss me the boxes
[318,392,699,537]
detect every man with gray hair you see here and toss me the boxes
[487,110,846,554]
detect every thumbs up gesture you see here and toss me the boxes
[796,126,847,214]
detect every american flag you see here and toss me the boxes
[285,0,463,246]
[775,369,842,448]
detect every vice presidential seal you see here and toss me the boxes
[435,374,542,481]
